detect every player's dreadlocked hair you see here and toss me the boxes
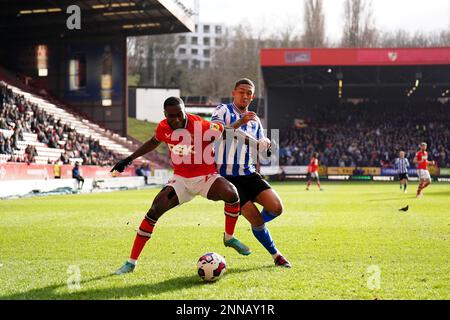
[234,78,255,89]
[163,96,184,109]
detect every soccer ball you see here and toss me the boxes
[197,252,226,282]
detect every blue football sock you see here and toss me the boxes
[261,208,279,223]
[252,224,278,255]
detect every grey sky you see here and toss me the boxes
[181,0,450,40]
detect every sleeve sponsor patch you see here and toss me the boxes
[210,122,223,132]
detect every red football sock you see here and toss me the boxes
[224,201,240,236]
[130,216,157,261]
[417,182,424,195]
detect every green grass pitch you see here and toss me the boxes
[0,182,448,300]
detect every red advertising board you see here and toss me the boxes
[261,47,450,67]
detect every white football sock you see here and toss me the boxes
[224,232,233,241]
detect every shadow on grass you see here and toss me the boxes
[428,190,450,197]
[1,265,274,300]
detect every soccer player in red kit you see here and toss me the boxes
[306,152,323,191]
[111,97,253,275]
[414,142,435,198]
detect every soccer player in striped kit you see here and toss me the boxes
[394,151,410,193]
[414,142,435,198]
[211,78,291,268]
[112,97,253,275]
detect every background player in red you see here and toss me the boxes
[414,142,435,198]
[111,97,251,275]
[306,152,323,191]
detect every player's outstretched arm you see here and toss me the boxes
[231,128,271,155]
[110,136,161,173]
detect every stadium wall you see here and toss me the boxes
[0,176,148,198]
[128,87,181,123]
[0,163,135,181]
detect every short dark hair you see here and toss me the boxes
[164,97,184,109]
[234,78,255,90]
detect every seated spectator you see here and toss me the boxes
[135,164,148,185]
[24,144,38,163]
[72,162,84,190]
[60,151,70,164]
[3,138,13,154]
[0,137,6,154]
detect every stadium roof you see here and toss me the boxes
[260,47,450,100]
[261,47,450,67]
[0,0,195,41]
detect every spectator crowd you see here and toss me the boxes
[1,82,119,166]
[279,101,450,168]
[4,81,449,170]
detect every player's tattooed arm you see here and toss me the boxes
[230,111,258,129]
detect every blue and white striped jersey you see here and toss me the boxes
[395,157,410,174]
[211,103,264,177]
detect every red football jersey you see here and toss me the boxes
[308,158,319,173]
[155,113,224,178]
[415,151,428,170]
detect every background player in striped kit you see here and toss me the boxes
[212,78,291,268]
[394,151,410,193]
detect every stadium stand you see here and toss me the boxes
[279,101,450,168]
[0,79,165,168]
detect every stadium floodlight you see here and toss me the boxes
[327,68,332,73]
[415,79,420,87]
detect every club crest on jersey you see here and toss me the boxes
[210,123,221,132]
